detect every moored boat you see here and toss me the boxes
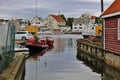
[26,36,54,55]
[26,43,48,55]
[40,36,54,49]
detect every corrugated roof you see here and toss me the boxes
[101,0,120,16]
[51,15,65,22]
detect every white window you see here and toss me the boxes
[118,18,120,40]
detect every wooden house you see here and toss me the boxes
[101,0,120,54]
[44,14,66,33]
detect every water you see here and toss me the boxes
[25,34,120,80]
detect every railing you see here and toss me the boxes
[0,21,15,73]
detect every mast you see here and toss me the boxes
[36,0,38,17]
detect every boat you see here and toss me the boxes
[38,31,52,35]
[40,36,54,49]
[15,43,29,52]
[26,43,48,55]
[26,36,54,55]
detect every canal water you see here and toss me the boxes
[25,34,120,80]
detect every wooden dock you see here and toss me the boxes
[77,39,120,70]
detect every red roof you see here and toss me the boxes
[101,0,120,16]
[51,15,65,22]
[91,16,96,19]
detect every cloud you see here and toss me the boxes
[0,0,115,19]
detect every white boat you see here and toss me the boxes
[38,31,52,35]
[15,44,29,52]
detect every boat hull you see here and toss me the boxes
[26,43,48,55]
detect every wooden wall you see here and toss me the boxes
[105,16,120,54]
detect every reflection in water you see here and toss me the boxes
[25,34,120,80]
[102,65,120,80]
[53,38,64,52]
[77,51,120,80]
[44,56,47,67]
[25,35,101,80]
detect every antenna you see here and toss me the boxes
[58,11,60,15]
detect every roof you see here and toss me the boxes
[101,0,120,18]
[51,15,65,22]
[73,18,84,24]
[91,16,96,19]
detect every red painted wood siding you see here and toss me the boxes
[105,16,120,54]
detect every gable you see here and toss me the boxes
[101,0,120,18]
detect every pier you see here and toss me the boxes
[0,52,27,80]
[77,39,120,70]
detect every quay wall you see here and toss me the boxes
[77,39,120,70]
[0,53,27,80]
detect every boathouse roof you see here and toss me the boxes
[101,0,120,18]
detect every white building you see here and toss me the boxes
[31,16,44,27]
[72,18,86,33]
[72,13,96,35]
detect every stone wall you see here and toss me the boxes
[77,39,120,70]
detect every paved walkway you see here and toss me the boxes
[0,52,28,80]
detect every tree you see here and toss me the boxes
[59,14,66,21]
[66,18,74,29]
[95,17,102,24]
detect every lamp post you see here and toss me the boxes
[101,0,104,48]
[100,1,105,78]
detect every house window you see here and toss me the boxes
[79,27,82,29]
[74,27,77,29]
[74,24,76,26]
[118,18,120,40]
[92,27,94,29]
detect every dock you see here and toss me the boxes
[0,52,28,80]
[77,39,120,70]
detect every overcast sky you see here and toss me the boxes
[0,0,114,19]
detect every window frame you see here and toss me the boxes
[118,18,120,40]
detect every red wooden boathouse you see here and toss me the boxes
[101,0,120,54]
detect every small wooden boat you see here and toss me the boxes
[26,36,54,55]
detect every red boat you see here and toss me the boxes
[40,36,54,49]
[26,36,54,55]
[26,43,48,55]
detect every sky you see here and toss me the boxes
[0,0,115,20]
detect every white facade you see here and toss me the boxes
[72,13,96,35]
[82,24,96,35]
[60,26,71,33]
[72,23,86,32]
[31,16,43,28]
